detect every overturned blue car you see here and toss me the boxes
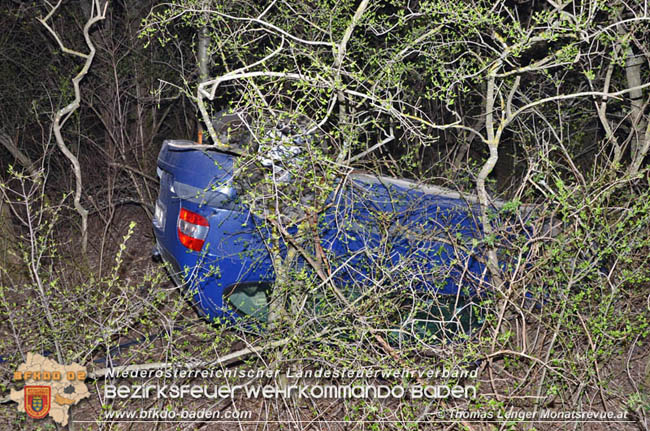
[152,133,517,339]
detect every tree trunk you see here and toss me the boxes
[624,45,649,176]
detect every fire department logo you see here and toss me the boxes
[24,386,51,419]
[10,353,89,427]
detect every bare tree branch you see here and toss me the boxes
[39,0,109,254]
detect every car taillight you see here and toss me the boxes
[177,208,209,251]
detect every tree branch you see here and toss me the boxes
[39,0,108,254]
[0,130,37,177]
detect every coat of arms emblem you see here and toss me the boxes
[24,386,51,419]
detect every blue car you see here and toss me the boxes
[152,138,505,336]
